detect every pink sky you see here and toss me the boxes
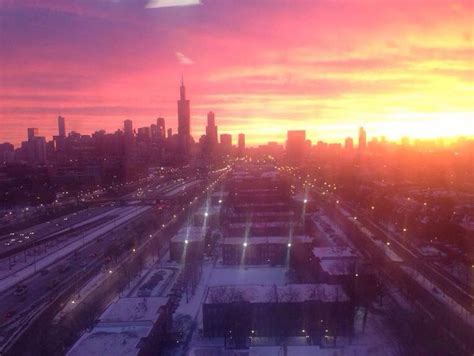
[1,0,473,146]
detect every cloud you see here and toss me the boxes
[176,52,194,65]
[146,0,201,9]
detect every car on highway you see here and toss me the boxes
[46,278,60,290]
[57,264,72,273]
[4,310,16,320]
[13,285,27,298]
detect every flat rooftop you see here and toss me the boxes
[312,247,358,260]
[209,267,288,286]
[67,297,168,356]
[228,221,301,228]
[171,226,207,242]
[195,205,221,215]
[223,236,312,245]
[230,211,295,218]
[320,260,355,276]
[205,284,349,304]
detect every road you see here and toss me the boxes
[0,165,231,354]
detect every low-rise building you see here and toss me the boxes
[193,205,221,228]
[170,226,207,262]
[222,235,312,265]
[67,297,170,356]
[203,284,354,347]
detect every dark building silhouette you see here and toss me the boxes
[177,77,191,155]
[238,133,245,154]
[58,116,66,137]
[344,137,353,150]
[157,117,166,139]
[220,134,232,155]
[27,128,38,142]
[286,130,306,163]
[206,111,218,149]
[124,119,133,137]
[358,127,367,151]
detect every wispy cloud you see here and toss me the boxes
[146,0,201,9]
[176,52,194,65]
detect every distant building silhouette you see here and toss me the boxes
[58,116,66,137]
[286,130,306,163]
[358,127,367,150]
[27,128,38,142]
[124,119,133,137]
[220,134,232,155]
[157,117,166,139]
[238,133,245,154]
[177,77,191,155]
[206,111,218,149]
[344,137,354,150]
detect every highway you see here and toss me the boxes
[0,166,231,354]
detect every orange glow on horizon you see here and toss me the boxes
[0,1,472,146]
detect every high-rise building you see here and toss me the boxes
[25,136,47,164]
[167,128,173,139]
[124,119,133,137]
[221,134,232,153]
[238,133,245,154]
[27,128,38,142]
[344,137,354,150]
[206,111,218,149]
[286,130,306,163]
[157,117,166,139]
[177,77,191,154]
[58,116,66,137]
[137,127,151,142]
[150,124,159,141]
[358,127,367,150]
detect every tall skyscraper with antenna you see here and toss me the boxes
[177,76,191,155]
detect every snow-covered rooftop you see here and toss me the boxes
[223,235,312,245]
[312,247,358,260]
[320,260,355,276]
[209,267,288,286]
[195,205,221,215]
[67,297,168,356]
[100,296,168,323]
[228,221,301,228]
[171,226,207,242]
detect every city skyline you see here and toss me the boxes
[1,1,473,146]
[3,76,471,149]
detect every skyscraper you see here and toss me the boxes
[124,119,133,137]
[358,127,367,150]
[286,130,306,163]
[58,116,66,137]
[157,117,166,139]
[27,128,38,142]
[206,111,218,148]
[344,137,354,150]
[177,77,191,154]
[238,133,245,154]
[221,134,232,154]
